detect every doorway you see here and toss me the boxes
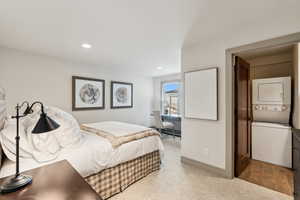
[151,77,182,139]
[224,33,300,180]
[233,44,296,195]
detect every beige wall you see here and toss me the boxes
[0,47,153,126]
[247,53,293,80]
[293,43,300,128]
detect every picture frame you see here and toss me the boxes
[184,67,218,120]
[72,76,105,111]
[111,81,133,109]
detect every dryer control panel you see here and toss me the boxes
[253,104,288,112]
[252,77,291,124]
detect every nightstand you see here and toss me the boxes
[0,160,102,200]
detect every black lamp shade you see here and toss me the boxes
[32,113,60,134]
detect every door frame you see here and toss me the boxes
[225,32,300,178]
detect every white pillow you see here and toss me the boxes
[0,106,83,163]
[27,124,61,155]
[0,119,34,161]
[26,128,60,162]
[27,107,82,149]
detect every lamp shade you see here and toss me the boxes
[32,113,60,134]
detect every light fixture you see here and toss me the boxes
[0,101,60,193]
[81,43,92,49]
[157,66,163,70]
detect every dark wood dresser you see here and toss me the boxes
[293,128,300,199]
[0,160,102,200]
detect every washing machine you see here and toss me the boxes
[251,77,292,168]
[252,122,292,168]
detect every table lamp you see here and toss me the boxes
[0,101,60,193]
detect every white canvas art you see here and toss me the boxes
[184,68,218,120]
[73,76,105,110]
[111,82,133,108]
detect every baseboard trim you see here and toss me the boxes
[181,156,228,178]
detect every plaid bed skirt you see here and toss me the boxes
[85,150,160,199]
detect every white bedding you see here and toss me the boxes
[0,130,164,178]
[0,107,84,163]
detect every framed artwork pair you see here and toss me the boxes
[72,76,133,111]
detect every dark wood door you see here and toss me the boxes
[234,56,251,177]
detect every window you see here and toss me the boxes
[161,81,181,115]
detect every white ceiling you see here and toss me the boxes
[184,0,300,47]
[1,0,299,77]
[0,0,201,77]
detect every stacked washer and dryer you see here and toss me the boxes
[252,76,292,168]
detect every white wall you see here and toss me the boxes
[182,15,300,169]
[152,73,181,111]
[0,47,153,126]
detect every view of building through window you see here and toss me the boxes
[161,81,181,115]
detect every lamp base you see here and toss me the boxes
[0,174,32,194]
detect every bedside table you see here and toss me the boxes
[0,160,102,200]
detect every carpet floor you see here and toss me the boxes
[110,136,292,200]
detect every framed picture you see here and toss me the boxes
[184,67,218,120]
[72,76,105,111]
[111,81,133,109]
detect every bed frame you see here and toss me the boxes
[0,87,161,199]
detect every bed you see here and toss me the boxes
[0,88,163,199]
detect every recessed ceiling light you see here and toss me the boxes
[157,66,163,70]
[81,43,92,49]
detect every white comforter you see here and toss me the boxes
[0,130,164,178]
